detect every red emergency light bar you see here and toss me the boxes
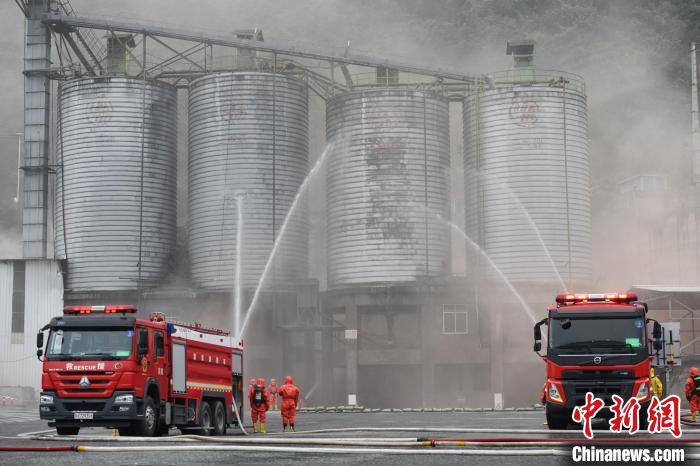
[555,292,637,305]
[63,305,137,315]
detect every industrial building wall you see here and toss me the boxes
[0,260,63,399]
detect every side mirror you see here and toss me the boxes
[36,348,44,360]
[534,324,542,342]
[653,340,662,351]
[137,330,149,356]
[533,318,546,354]
[653,322,662,340]
[36,331,44,349]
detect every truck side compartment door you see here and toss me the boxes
[172,341,186,394]
[153,330,168,400]
[232,351,243,420]
[135,327,150,399]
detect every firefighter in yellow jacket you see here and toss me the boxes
[650,367,663,399]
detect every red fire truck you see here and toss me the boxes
[36,305,244,436]
[533,292,662,429]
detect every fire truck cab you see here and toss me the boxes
[533,292,663,429]
[37,305,244,436]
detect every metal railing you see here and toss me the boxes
[482,69,586,94]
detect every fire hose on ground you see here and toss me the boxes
[230,395,249,436]
[3,435,700,456]
[9,434,700,446]
[0,445,77,452]
[2,444,695,459]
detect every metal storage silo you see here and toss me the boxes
[188,72,309,290]
[463,71,592,287]
[55,77,178,291]
[326,89,451,288]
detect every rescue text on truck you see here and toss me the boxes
[37,305,244,437]
[532,292,663,430]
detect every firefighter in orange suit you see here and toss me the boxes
[278,375,300,432]
[267,378,278,411]
[540,382,547,426]
[249,377,270,433]
[686,367,700,422]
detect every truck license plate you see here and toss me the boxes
[73,412,94,420]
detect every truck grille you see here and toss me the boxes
[561,370,635,406]
[62,402,106,412]
[61,379,109,386]
[573,384,624,397]
[49,370,121,398]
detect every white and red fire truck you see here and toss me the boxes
[36,305,244,436]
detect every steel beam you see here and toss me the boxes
[147,41,205,75]
[45,14,481,82]
[60,31,96,75]
[72,29,104,75]
[148,35,205,72]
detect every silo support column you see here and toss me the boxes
[420,302,435,408]
[488,301,504,410]
[345,301,358,406]
[321,307,334,406]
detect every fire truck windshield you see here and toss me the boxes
[46,328,134,361]
[549,316,646,355]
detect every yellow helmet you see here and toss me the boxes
[650,367,655,378]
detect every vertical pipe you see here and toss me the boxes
[696,216,700,281]
[423,93,429,275]
[272,53,277,290]
[137,34,147,304]
[691,43,700,185]
[691,44,700,283]
[234,195,244,336]
[15,133,22,203]
[562,85,572,290]
[22,0,51,258]
[473,85,483,348]
[57,85,67,260]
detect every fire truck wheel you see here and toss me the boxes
[212,400,226,436]
[546,410,569,430]
[56,426,79,435]
[157,419,170,436]
[198,401,212,436]
[132,395,158,437]
[638,409,649,430]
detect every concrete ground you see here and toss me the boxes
[0,406,696,465]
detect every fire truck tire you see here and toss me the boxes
[157,420,170,436]
[131,396,158,437]
[546,410,569,430]
[55,426,79,435]
[197,401,213,436]
[638,409,649,430]
[212,400,226,436]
